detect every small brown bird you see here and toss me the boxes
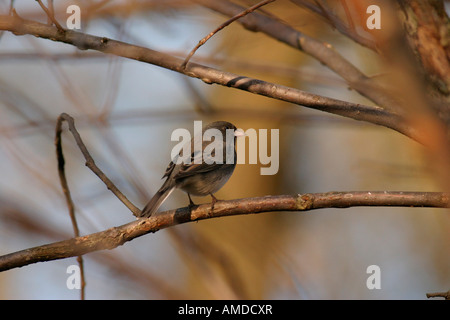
[140,121,243,217]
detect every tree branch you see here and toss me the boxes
[194,0,399,111]
[0,14,419,142]
[426,290,450,300]
[289,0,378,51]
[55,113,141,216]
[35,0,64,32]
[55,114,86,299]
[0,192,448,272]
[181,0,276,68]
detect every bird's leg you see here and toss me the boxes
[187,193,197,214]
[188,193,195,206]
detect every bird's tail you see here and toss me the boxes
[140,186,175,218]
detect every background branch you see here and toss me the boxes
[0,192,448,272]
[55,113,85,299]
[289,0,377,51]
[35,0,63,31]
[195,0,398,110]
[0,15,417,142]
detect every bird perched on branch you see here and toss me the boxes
[140,121,244,218]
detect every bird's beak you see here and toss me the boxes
[234,128,246,137]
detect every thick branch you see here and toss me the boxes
[0,192,448,272]
[0,15,418,142]
[195,0,400,110]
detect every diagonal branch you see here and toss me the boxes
[55,113,141,216]
[0,192,448,272]
[181,0,276,68]
[35,0,64,32]
[195,0,399,111]
[0,15,418,142]
[290,0,377,51]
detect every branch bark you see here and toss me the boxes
[0,192,448,272]
[426,290,450,300]
[0,14,419,142]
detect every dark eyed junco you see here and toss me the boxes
[140,121,244,218]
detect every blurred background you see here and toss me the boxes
[0,0,448,299]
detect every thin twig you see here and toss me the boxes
[8,0,15,15]
[0,192,448,272]
[338,0,354,31]
[47,0,54,26]
[55,114,86,299]
[181,0,276,69]
[55,125,80,236]
[35,0,64,32]
[56,113,141,216]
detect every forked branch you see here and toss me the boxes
[56,113,140,216]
